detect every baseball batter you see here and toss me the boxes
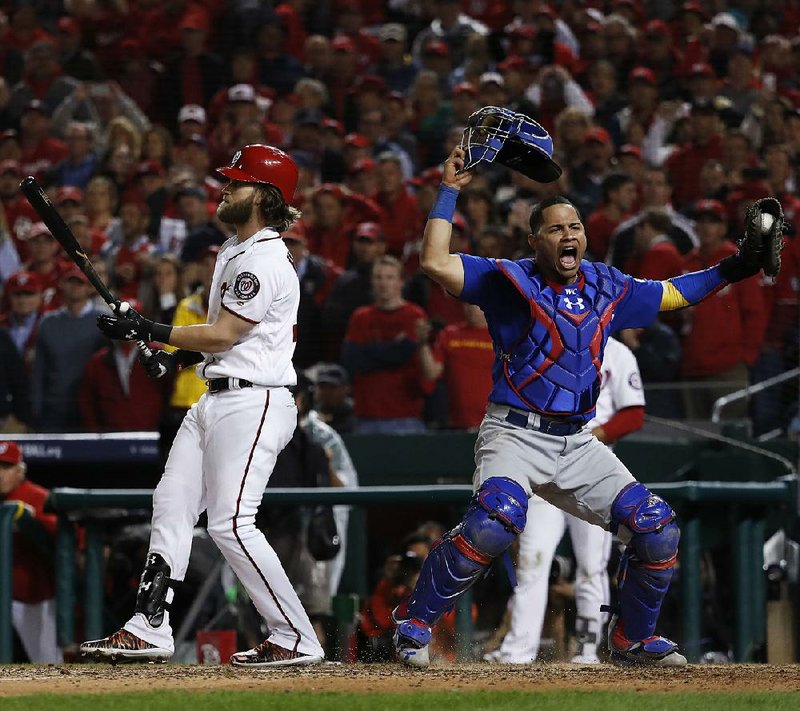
[485,338,645,665]
[392,138,780,668]
[81,145,325,667]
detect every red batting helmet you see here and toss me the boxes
[216,144,298,202]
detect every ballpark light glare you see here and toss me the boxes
[759,213,775,234]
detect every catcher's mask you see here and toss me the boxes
[460,106,562,183]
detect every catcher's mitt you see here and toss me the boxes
[742,197,786,277]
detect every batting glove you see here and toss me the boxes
[137,348,176,379]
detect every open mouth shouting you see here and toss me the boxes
[559,244,579,271]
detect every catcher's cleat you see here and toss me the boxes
[569,654,601,664]
[229,640,323,668]
[80,629,172,663]
[607,614,687,667]
[392,605,431,668]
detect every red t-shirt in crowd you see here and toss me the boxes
[624,238,684,281]
[345,301,427,419]
[2,480,57,603]
[376,188,422,258]
[585,209,632,262]
[433,322,494,429]
[665,135,724,209]
[680,242,767,377]
[20,137,68,183]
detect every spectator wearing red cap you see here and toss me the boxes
[0,271,43,371]
[55,15,101,82]
[638,20,683,99]
[618,143,645,183]
[585,173,638,262]
[333,1,382,68]
[345,157,378,198]
[275,0,309,62]
[569,126,616,217]
[8,40,77,122]
[410,0,489,68]
[282,229,343,368]
[374,153,422,260]
[375,23,418,94]
[665,98,725,210]
[623,207,684,282]
[418,303,494,430]
[79,300,169,432]
[322,222,385,360]
[103,193,158,301]
[15,100,68,182]
[156,6,225,126]
[610,66,659,148]
[0,440,61,661]
[32,264,104,431]
[300,184,385,270]
[452,82,480,123]
[20,223,70,312]
[326,35,361,121]
[343,255,429,434]
[420,39,453,91]
[679,199,766,419]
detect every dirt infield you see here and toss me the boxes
[1,663,799,697]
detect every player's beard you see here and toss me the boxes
[217,193,255,224]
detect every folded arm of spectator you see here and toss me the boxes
[341,338,418,373]
[50,85,101,138]
[642,101,686,167]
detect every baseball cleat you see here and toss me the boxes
[80,629,172,663]
[607,615,687,667]
[482,649,535,664]
[230,640,323,668]
[392,605,431,668]
[570,654,601,664]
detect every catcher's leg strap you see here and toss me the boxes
[404,477,527,626]
[134,552,180,628]
[610,482,680,642]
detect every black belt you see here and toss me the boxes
[504,408,583,436]
[207,377,253,393]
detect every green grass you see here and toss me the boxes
[2,690,798,711]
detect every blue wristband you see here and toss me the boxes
[428,184,459,222]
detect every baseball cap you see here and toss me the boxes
[57,16,80,35]
[498,55,528,73]
[349,157,376,174]
[693,199,726,221]
[175,185,207,201]
[380,23,407,42]
[711,12,740,33]
[24,99,49,116]
[644,19,669,37]
[182,132,208,149]
[24,222,52,241]
[453,81,477,97]
[423,40,450,58]
[178,104,207,124]
[282,228,308,246]
[344,133,370,148]
[689,62,714,78]
[315,363,349,386]
[619,143,642,159]
[479,72,505,88]
[180,7,209,31]
[629,66,657,85]
[354,222,382,241]
[331,35,356,53]
[353,75,387,95]
[0,441,22,465]
[0,159,21,176]
[322,117,344,136]
[61,265,90,283]
[228,84,256,103]
[5,271,42,295]
[584,126,612,145]
[681,1,706,17]
[55,186,84,205]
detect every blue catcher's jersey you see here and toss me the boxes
[460,255,664,424]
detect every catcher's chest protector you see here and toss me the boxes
[493,259,629,415]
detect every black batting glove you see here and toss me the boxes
[96,313,172,343]
[137,349,177,379]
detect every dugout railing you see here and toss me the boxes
[1,480,797,665]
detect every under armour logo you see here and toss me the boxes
[140,581,152,592]
[562,296,585,311]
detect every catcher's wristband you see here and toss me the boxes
[717,253,760,283]
[429,184,458,222]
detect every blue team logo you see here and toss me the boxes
[233,272,260,300]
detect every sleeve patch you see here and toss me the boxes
[233,271,260,300]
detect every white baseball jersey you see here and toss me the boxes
[200,228,300,386]
[587,338,645,429]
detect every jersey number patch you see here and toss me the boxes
[233,272,260,300]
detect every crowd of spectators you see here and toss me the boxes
[1,0,799,437]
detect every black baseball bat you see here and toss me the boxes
[19,176,153,356]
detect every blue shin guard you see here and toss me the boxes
[395,477,527,639]
[610,482,680,643]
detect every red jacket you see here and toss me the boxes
[665,135,724,210]
[2,480,56,603]
[376,188,423,259]
[680,242,767,377]
[78,346,168,431]
[625,238,684,281]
